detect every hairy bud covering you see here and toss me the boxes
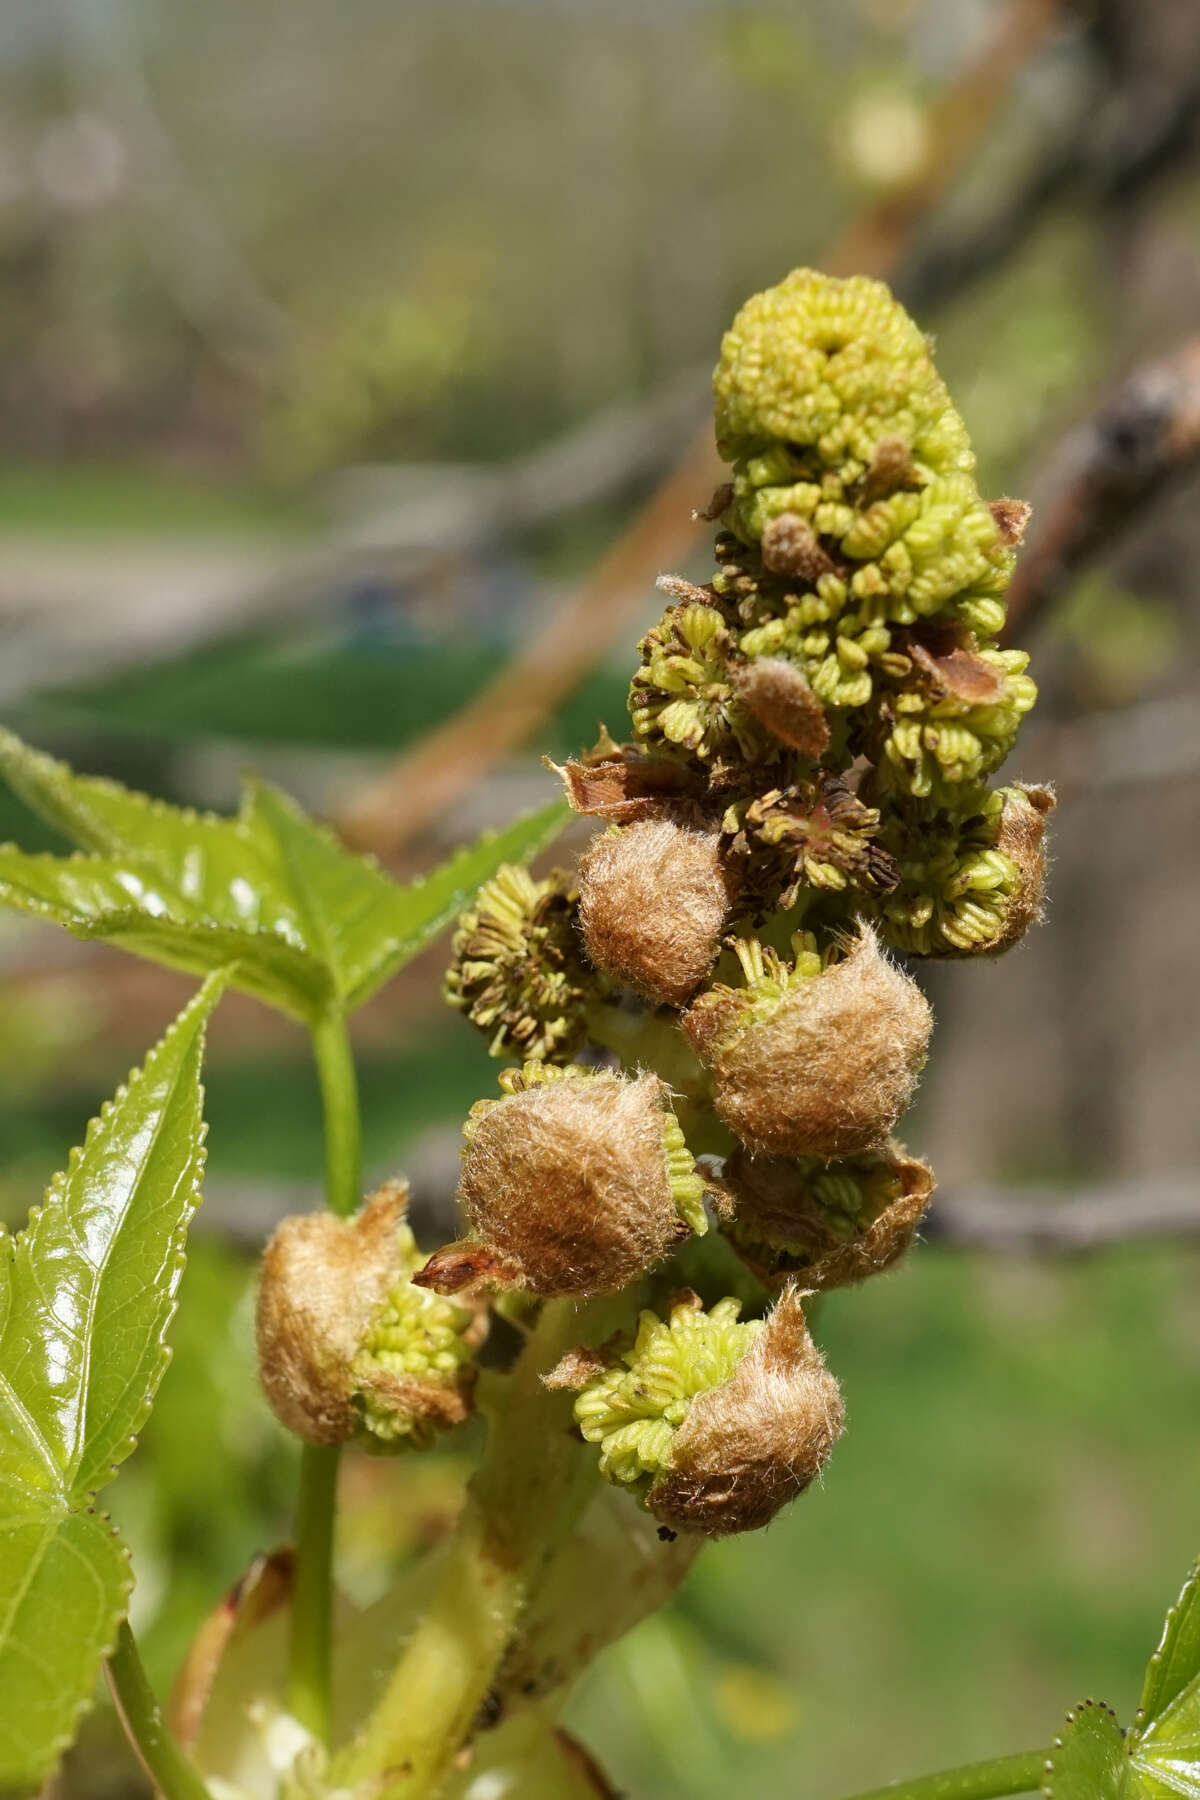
[423,1065,706,1299]
[563,1288,843,1537]
[715,1141,933,1291]
[685,928,931,1158]
[577,816,736,1007]
[256,1183,477,1448]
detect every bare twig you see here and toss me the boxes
[924,1171,1200,1251]
[1004,334,1200,640]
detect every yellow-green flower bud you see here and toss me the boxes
[873,645,1037,805]
[421,1064,707,1300]
[444,864,590,1062]
[721,772,898,914]
[629,598,766,765]
[684,928,931,1159]
[256,1184,478,1449]
[714,269,972,482]
[715,1141,933,1291]
[873,783,1054,956]
[559,1287,843,1537]
[577,814,736,1008]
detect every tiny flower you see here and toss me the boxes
[557,1287,843,1537]
[420,1064,707,1300]
[715,1141,934,1291]
[629,598,766,765]
[684,927,932,1158]
[873,783,1055,956]
[256,1183,478,1449]
[444,864,591,1062]
[872,644,1037,805]
[722,772,898,914]
[577,815,736,1008]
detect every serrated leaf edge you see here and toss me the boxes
[1042,1700,1127,1799]
[3,1508,135,1792]
[11,974,224,1501]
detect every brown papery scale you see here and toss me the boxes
[715,1141,934,1292]
[256,1184,418,1445]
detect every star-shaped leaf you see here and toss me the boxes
[1043,1702,1136,1799]
[0,727,568,1026]
[0,975,220,1792]
[1043,1561,1200,1800]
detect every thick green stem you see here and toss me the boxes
[288,1443,339,1747]
[836,1749,1047,1800]
[106,1620,213,1800]
[286,1006,362,1742]
[312,1005,362,1219]
[334,1297,612,1799]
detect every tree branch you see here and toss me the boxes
[1004,333,1200,640]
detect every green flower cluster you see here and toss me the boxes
[622,267,1050,951]
[431,268,1050,1539]
[353,1218,477,1447]
[573,1297,759,1492]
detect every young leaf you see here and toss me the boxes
[1138,1561,1200,1731]
[0,726,568,1025]
[1120,1559,1200,1798]
[0,975,220,1792]
[1042,1702,1136,1800]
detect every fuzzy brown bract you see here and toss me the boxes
[685,928,932,1158]
[577,816,736,1008]
[717,1142,934,1291]
[732,656,831,759]
[991,784,1054,953]
[649,1288,844,1536]
[454,1070,687,1296]
[256,1182,411,1445]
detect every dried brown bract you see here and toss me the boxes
[717,1141,934,1291]
[732,656,831,759]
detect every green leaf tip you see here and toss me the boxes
[0,725,568,1024]
[0,975,221,1791]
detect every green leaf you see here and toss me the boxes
[0,1507,131,1795]
[0,726,568,1025]
[1139,1562,1200,1731]
[1124,1560,1200,1798]
[0,976,220,1792]
[1043,1702,1137,1800]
